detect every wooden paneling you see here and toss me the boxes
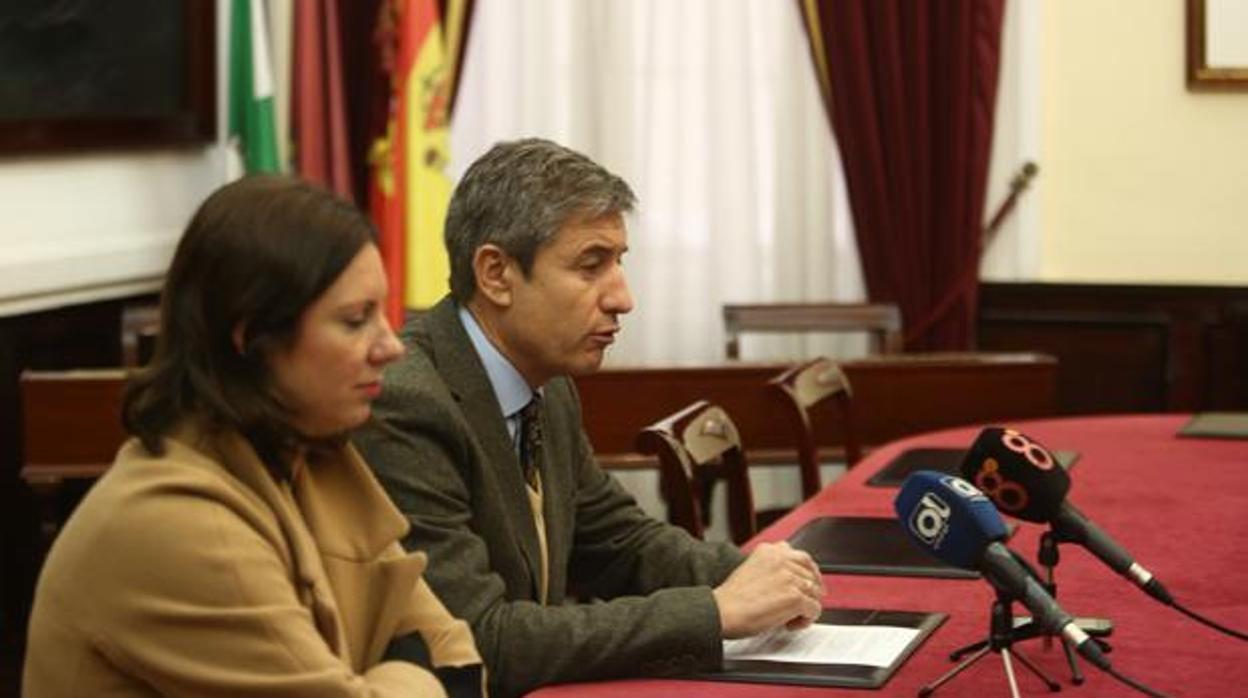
[15,353,1058,483]
[978,311,1170,413]
[977,282,1248,414]
[576,353,1058,467]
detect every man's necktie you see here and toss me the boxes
[518,396,543,489]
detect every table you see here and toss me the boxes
[530,415,1248,697]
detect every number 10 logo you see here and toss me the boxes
[909,492,951,546]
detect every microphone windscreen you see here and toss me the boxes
[960,427,1070,522]
[894,471,1010,570]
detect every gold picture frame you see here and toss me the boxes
[1187,0,1248,89]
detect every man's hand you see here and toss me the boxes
[712,541,825,639]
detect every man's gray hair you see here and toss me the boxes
[445,137,637,302]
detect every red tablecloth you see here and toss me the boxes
[530,415,1248,697]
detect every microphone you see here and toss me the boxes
[894,471,1110,671]
[960,427,1173,605]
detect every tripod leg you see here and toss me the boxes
[1010,647,1061,692]
[1061,637,1085,685]
[949,619,1039,661]
[919,645,992,697]
[949,637,989,661]
[999,649,1024,698]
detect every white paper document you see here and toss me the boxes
[723,624,921,668]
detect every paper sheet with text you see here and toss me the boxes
[724,624,920,668]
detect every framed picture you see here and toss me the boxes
[1187,0,1248,89]
[0,0,215,153]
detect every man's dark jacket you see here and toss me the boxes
[355,297,744,697]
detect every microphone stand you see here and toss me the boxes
[941,538,1115,689]
[1030,528,1115,684]
[919,586,1060,698]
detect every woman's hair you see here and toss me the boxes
[122,176,376,470]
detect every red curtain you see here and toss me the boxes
[293,0,354,201]
[338,0,388,208]
[798,0,1005,350]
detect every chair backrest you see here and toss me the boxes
[723,302,904,359]
[20,369,128,486]
[769,357,861,499]
[120,301,160,367]
[635,400,756,544]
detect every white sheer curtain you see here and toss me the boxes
[981,0,1042,281]
[450,0,865,366]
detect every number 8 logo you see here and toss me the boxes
[972,457,1029,512]
[1002,429,1055,470]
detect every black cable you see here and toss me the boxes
[1168,598,1248,641]
[1105,665,1173,698]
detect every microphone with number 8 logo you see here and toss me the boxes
[959,427,1174,605]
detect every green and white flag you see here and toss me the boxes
[228,0,280,175]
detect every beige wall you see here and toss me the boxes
[1040,0,1248,284]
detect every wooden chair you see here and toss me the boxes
[21,369,128,485]
[769,357,862,502]
[723,302,904,359]
[120,301,160,367]
[20,368,129,546]
[635,400,757,545]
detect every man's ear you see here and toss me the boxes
[231,322,248,355]
[472,244,515,307]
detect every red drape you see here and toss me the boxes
[293,0,354,201]
[798,0,1006,350]
[339,0,387,209]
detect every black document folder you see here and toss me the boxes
[1178,412,1248,439]
[704,607,946,689]
[788,516,1015,579]
[865,446,1079,488]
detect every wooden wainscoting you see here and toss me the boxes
[977,282,1248,414]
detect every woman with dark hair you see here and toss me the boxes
[24,176,484,697]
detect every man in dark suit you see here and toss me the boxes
[356,138,824,697]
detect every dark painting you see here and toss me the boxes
[0,0,215,152]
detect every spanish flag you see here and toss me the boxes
[372,0,472,327]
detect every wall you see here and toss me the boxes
[0,151,225,316]
[7,3,1244,314]
[0,2,232,318]
[1039,0,1248,284]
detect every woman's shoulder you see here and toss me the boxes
[35,433,292,622]
[53,430,285,570]
[105,430,266,506]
